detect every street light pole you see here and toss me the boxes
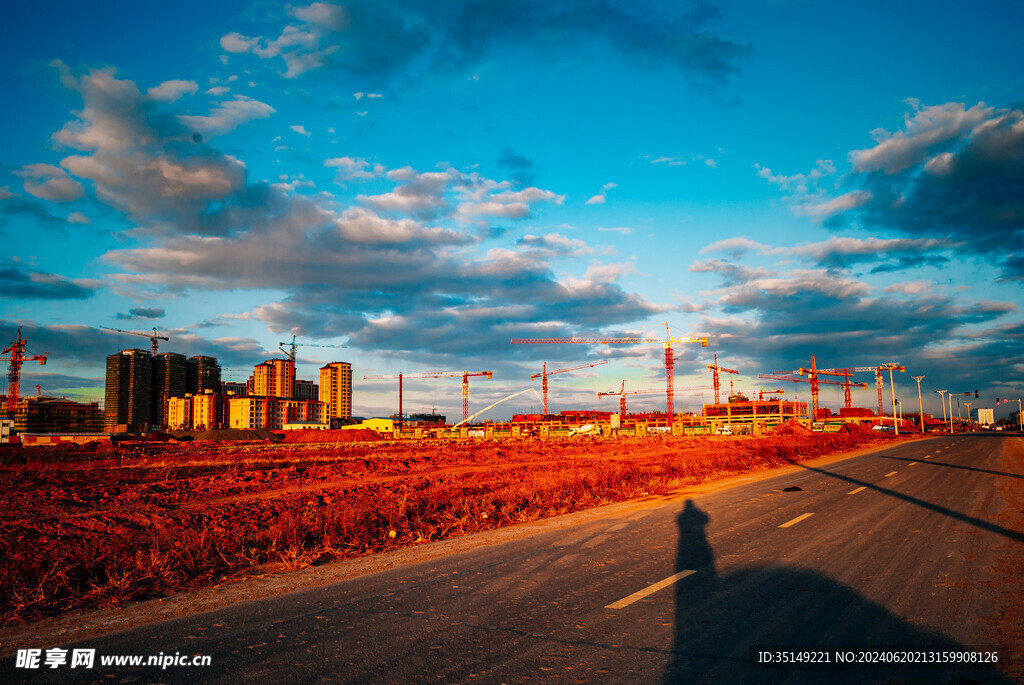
[913,376,925,433]
[888,366,899,436]
[948,393,954,433]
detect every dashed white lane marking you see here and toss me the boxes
[779,512,814,528]
[583,534,610,549]
[848,486,867,495]
[605,570,696,610]
[884,471,898,478]
[908,462,918,467]
[606,521,631,532]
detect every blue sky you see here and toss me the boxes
[2,0,1022,421]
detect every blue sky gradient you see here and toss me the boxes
[2,0,1022,421]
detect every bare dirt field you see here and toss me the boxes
[1,428,907,624]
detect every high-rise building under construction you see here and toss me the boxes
[151,352,187,428]
[186,355,222,395]
[105,348,152,431]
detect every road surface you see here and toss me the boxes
[5,434,1021,683]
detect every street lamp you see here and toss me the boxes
[913,376,925,433]
[935,390,948,433]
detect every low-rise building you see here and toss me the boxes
[228,396,324,430]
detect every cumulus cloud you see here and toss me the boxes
[685,242,1021,401]
[765,101,1024,280]
[15,163,85,202]
[585,182,618,205]
[0,261,95,300]
[325,156,386,181]
[116,307,166,320]
[178,95,275,138]
[38,62,663,368]
[219,0,751,90]
[146,79,198,103]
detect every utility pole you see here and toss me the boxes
[913,376,925,432]
[888,365,899,435]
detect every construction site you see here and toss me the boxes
[1,322,989,445]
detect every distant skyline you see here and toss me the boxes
[2,1,1022,421]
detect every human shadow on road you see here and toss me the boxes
[662,499,1012,684]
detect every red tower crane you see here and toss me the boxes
[820,363,903,415]
[598,382,711,417]
[758,388,785,402]
[759,355,855,419]
[101,326,169,355]
[3,328,48,418]
[706,354,739,404]
[362,370,493,426]
[512,323,708,424]
[530,360,608,415]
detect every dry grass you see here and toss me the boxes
[0,431,898,622]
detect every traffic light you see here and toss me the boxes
[975,390,979,398]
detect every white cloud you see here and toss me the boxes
[290,124,312,137]
[802,190,873,219]
[147,79,198,103]
[179,95,275,138]
[15,163,85,202]
[67,211,91,225]
[850,102,995,174]
[325,156,386,180]
[585,182,617,205]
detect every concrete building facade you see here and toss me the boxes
[253,359,295,399]
[320,362,353,424]
[228,396,323,430]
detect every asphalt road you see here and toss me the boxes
[6,434,1022,684]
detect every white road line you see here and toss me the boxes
[584,534,610,548]
[606,522,631,532]
[779,512,814,528]
[884,471,898,478]
[908,461,918,467]
[848,486,867,495]
[605,570,696,610]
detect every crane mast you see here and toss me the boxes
[363,370,493,425]
[512,323,708,425]
[3,328,48,418]
[531,360,609,415]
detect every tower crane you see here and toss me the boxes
[706,354,739,404]
[759,356,855,419]
[758,388,785,402]
[3,328,48,418]
[819,363,904,416]
[278,335,348,362]
[362,370,493,426]
[101,326,169,355]
[796,356,867,414]
[598,382,712,417]
[530,360,608,415]
[512,323,708,424]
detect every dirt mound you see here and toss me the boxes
[190,428,284,442]
[275,428,382,443]
[771,419,814,436]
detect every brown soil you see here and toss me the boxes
[0,431,910,623]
